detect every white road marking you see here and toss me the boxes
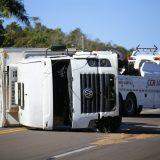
[141,125,160,129]
[49,145,96,159]
[123,140,129,143]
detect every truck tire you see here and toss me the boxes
[124,94,137,116]
[97,116,122,133]
[106,116,122,132]
[96,117,107,133]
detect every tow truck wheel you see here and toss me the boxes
[124,94,137,116]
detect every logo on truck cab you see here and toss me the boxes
[83,88,94,99]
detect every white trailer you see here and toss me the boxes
[0,47,75,127]
[0,48,53,127]
[119,61,160,116]
[0,48,27,127]
[16,51,121,132]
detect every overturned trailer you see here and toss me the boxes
[16,51,121,132]
[0,48,75,127]
[0,48,32,127]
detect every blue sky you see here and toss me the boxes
[11,0,160,49]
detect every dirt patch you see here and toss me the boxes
[91,133,159,146]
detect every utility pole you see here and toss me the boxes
[81,35,84,51]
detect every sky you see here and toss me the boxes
[11,0,160,49]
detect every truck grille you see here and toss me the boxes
[80,74,116,113]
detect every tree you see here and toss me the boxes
[50,28,65,45]
[0,20,4,45]
[2,22,22,46]
[0,0,29,25]
[0,0,29,46]
[66,28,85,49]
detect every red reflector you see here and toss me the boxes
[154,57,160,60]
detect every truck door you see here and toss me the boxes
[153,79,160,108]
[145,79,156,108]
[71,58,99,128]
[98,54,118,114]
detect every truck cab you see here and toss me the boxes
[16,51,121,132]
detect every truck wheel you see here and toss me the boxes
[96,117,107,133]
[124,94,137,116]
[106,116,122,132]
[97,116,122,133]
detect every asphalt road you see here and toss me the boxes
[0,109,160,160]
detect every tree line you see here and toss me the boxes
[1,20,131,55]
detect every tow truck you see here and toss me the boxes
[119,46,160,116]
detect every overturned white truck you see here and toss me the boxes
[16,51,121,132]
